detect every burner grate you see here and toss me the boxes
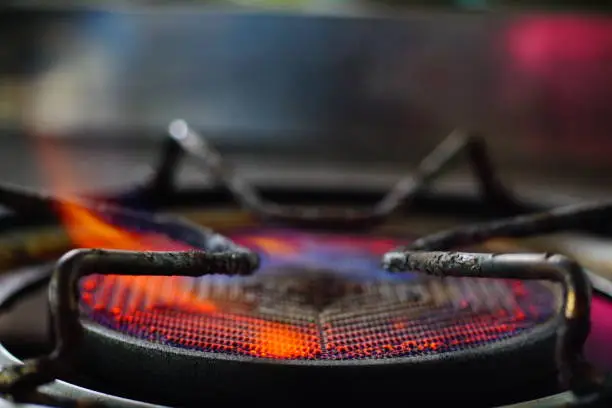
[82,278,555,360]
[0,122,609,407]
[79,230,559,361]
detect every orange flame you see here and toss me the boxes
[35,139,312,359]
[34,138,217,314]
[254,324,315,359]
[239,236,298,255]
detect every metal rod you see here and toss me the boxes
[382,250,591,390]
[0,182,248,253]
[406,200,612,251]
[0,248,259,396]
[167,119,518,227]
[143,135,185,196]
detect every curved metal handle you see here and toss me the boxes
[0,248,260,396]
[382,250,591,390]
[166,119,516,227]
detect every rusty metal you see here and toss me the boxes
[167,119,518,227]
[0,182,253,254]
[1,114,611,405]
[0,248,259,397]
[382,250,593,392]
[406,200,612,251]
[143,135,184,198]
[0,184,260,400]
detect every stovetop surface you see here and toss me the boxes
[2,137,612,201]
[0,132,612,407]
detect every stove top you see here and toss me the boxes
[0,123,611,407]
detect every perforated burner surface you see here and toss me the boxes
[80,229,560,361]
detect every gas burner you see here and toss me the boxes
[0,122,610,407]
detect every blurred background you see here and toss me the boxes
[0,1,612,195]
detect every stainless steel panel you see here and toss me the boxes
[1,9,611,177]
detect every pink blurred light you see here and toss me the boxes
[506,16,612,74]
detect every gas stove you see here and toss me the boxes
[0,122,611,407]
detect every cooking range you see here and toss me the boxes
[0,121,610,408]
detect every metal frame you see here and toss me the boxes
[0,122,610,406]
[166,119,520,227]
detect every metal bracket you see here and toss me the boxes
[383,250,593,394]
[164,119,519,227]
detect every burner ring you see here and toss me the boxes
[73,216,564,406]
[0,202,582,406]
[0,203,597,407]
[80,308,562,405]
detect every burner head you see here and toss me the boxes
[77,228,562,405]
